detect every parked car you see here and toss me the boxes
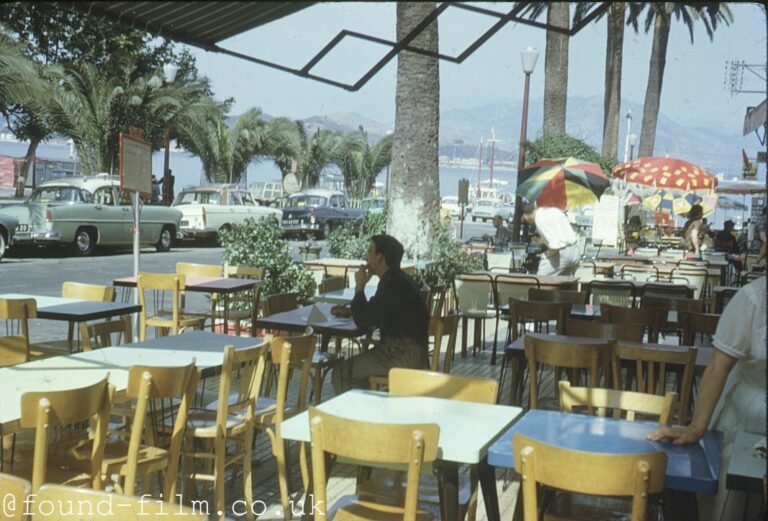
[173,184,282,242]
[0,174,182,256]
[0,212,18,261]
[469,199,513,223]
[281,189,365,239]
[360,196,386,214]
[441,195,470,218]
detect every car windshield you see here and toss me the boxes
[476,200,496,206]
[176,191,221,205]
[361,199,384,209]
[287,195,327,207]
[29,186,88,204]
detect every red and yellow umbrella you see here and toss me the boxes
[517,157,610,210]
[612,157,717,195]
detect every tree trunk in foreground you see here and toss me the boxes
[602,2,625,161]
[639,5,671,158]
[543,2,570,135]
[388,2,440,258]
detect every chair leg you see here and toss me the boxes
[214,436,227,521]
[461,316,468,357]
[243,429,255,521]
[273,437,291,520]
[299,441,309,493]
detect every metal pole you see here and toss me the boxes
[163,129,171,205]
[132,192,141,342]
[512,71,531,241]
[623,111,632,162]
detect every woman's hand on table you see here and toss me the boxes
[647,425,706,445]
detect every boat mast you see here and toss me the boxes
[476,139,484,198]
[487,128,499,190]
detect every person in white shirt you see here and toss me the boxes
[522,203,579,276]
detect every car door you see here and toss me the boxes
[90,186,123,245]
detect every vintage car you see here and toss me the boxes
[360,196,386,214]
[470,199,513,223]
[281,189,365,239]
[0,174,182,256]
[441,195,472,218]
[173,184,282,242]
[0,212,19,261]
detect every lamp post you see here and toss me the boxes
[511,47,539,241]
[162,63,178,205]
[623,110,633,162]
[628,133,637,160]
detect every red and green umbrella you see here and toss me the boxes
[516,157,610,210]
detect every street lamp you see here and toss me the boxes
[628,133,637,160]
[511,46,539,241]
[162,64,178,205]
[623,110,633,162]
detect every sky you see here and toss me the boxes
[187,2,767,135]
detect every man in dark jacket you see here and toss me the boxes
[331,234,429,394]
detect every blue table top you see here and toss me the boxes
[488,409,722,494]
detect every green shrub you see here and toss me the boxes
[219,216,316,301]
[327,208,387,259]
[524,133,616,175]
[411,220,484,288]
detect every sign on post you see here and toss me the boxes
[119,133,152,195]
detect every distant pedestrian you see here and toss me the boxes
[151,176,161,203]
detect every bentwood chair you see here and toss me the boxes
[32,484,207,520]
[309,407,440,521]
[679,310,721,347]
[599,304,664,343]
[176,262,223,328]
[222,265,264,335]
[587,280,635,309]
[515,433,667,521]
[528,288,588,305]
[565,319,644,342]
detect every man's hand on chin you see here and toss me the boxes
[355,265,372,292]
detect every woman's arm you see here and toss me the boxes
[647,349,738,444]
[690,222,701,255]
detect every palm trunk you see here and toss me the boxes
[639,5,671,157]
[602,3,625,160]
[16,137,40,197]
[543,2,570,134]
[389,2,440,258]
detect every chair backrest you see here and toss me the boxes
[215,342,270,436]
[670,267,708,299]
[574,262,601,284]
[305,264,328,286]
[0,298,37,365]
[508,299,571,341]
[428,314,459,373]
[524,334,610,409]
[677,259,709,268]
[223,265,265,281]
[514,433,666,521]
[565,319,644,342]
[268,331,316,432]
[641,282,695,301]
[611,341,697,425]
[62,281,116,302]
[717,287,738,313]
[528,288,588,305]
[679,311,721,346]
[659,248,686,260]
[123,363,199,497]
[495,274,540,305]
[588,280,635,308]
[262,292,298,316]
[317,276,345,295]
[0,473,30,521]
[81,317,132,350]
[20,377,114,491]
[558,381,675,424]
[453,273,495,313]
[389,368,497,404]
[600,304,664,343]
[641,296,704,314]
[635,247,660,257]
[619,264,659,282]
[33,484,207,519]
[486,251,512,272]
[176,261,222,278]
[136,272,185,340]
[425,284,448,316]
[309,407,439,521]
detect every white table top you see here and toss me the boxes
[314,286,376,304]
[0,293,82,307]
[0,331,259,433]
[281,389,522,464]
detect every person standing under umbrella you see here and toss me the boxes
[680,204,707,259]
[521,203,579,276]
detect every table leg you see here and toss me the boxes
[223,293,230,334]
[662,489,699,521]
[478,458,501,521]
[437,461,460,521]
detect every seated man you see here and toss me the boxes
[521,202,580,276]
[482,214,512,250]
[713,220,739,254]
[331,234,429,394]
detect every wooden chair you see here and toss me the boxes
[318,276,346,294]
[715,287,738,313]
[223,265,264,335]
[642,280,696,300]
[305,264,328,287]
[641,296,705,342]
[0,297,36,366]
[253,332,315,519]
[424,284,448,317]
[611,341,697,425]
[507,298,571,343]
[183,342,269,521]
[528,288,588,305]
[565,319,644,342]
[18,377,114,491]
[515,433,666,521]
[558,380,675,424]
[680,311,721,347]
[136,272,206,341]
[0,473,30,521]
[32,484,207,519]
[600,303,664,343]
[524,334,610,410]
[670,267,709,300]
[176,262,223,327]
[261,292,298,319]
[81,316,133,350]
[495,274,540,303]
[61,281,117,349]
[587,280,635,309]
[454,273,497,359]
[308,407,440,521]
[97,363,199,497]
[429,314,459,373]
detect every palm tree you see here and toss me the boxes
[390,1,440,257]
[630,2,733,157]
[270,121,348,189]
[336,127,394,199]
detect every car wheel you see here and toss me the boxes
[73,227,96,256]
[0,230,6,262]
[156,225,173,252]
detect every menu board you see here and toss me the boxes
[591,194,620,246]
[118,133,152,195]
